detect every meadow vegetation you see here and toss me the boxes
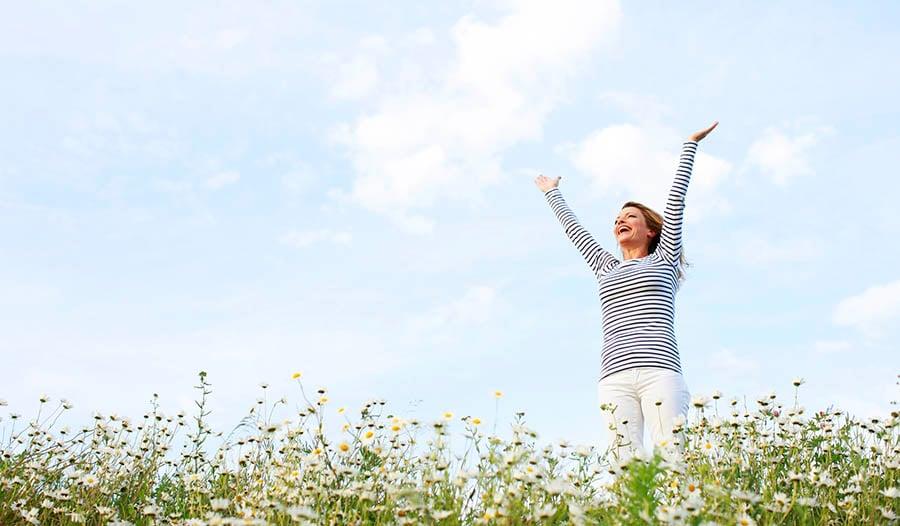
[1,371,898,525]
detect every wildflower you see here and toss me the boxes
[881,507,898,520]
[796,496,818,507]
[286,505,317,521]
[683,480,701,496]
[142,504,159,517]
[792,377,805,387]
[0,399,6,406]
[361,430,376,444]
[317,396,328,405]
[292,372,302,380]
[712,390,723,400]
[732,489,761,503]
[471,417,482,426]
[575,445,592,457]
[39,393,50,403]
[736,512,757,526]
[259,382,268,389]
[81,474,99,487]
[442,411,454,421]
[494,390,503,398]
[684,493,703,515]
[881,487,900,499]
[338,441,350,453]
[19,507,40,526]
[692,395,711,409]
[772,492,788,507]
[536,504,556,520]
[338,406,346,414]
[210,498,230,511]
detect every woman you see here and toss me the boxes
[534,122,718,460]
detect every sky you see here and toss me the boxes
[1,0,899,450]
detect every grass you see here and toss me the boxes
[1,371,898,525]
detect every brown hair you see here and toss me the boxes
[622,201,689,283]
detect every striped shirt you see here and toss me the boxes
[544,141,698,381]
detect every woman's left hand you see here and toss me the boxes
[689,121,718,142]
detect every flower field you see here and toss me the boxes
[1,372,898,525]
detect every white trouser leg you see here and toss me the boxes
[597,369,643,462]
[635,367,691,452]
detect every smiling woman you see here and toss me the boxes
[534,121,717,461]
[615,200,689,282]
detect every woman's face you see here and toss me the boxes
[614,206,655,249]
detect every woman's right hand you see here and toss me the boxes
[535,174,561,193]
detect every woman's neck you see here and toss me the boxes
[621,246,649,260]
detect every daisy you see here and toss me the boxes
[881,487,900,499]
[361,430,376,445]
[692,395,711,409]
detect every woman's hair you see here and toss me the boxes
[622,201,690,283]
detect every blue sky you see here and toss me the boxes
[2,1,899,448]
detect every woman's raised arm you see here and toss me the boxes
[536,175,619,277]
[658,121,718,265]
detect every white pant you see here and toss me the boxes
[597,367,690,460]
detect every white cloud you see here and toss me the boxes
[833,279,900,338]
[0,3,316,76]
[206,170,240,190]
[62,111,179,164]
[813,340,853,354]
[708,348,759,375]
[597,91,671,123]
[405,285,499,338]
[153,178,193,195]
[281,169,316,193]
[745,125,833,185]
[331,56,379,100]
[260,154,318,193]
[407,27,436,46]
[336,0,622,232]
[328,36,387,101]
[280,229,352,249]
[564,123,733,222]
[734,233,823,265]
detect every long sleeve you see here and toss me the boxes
[658,141,698,265]
[544,187,619,277]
